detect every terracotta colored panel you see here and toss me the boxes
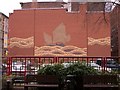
[9,10,35,56]
[87,13,111,56]
[87,13,110,38]
[34,9,87,56]
[9,10,35,38]
[8,4,111,57]
[88,45,111,56]
[35,9,87,47]
[9,47,34,56]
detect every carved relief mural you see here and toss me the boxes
[43,23,71,46]
[35,45,87,56]
[88,37,110,46]
[9,23,87,56]
[9,22,110,56]
[8,5,112,57]
[35,23,87,56]
[9,36,34,48]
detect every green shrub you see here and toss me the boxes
[65,62,100,76]
[38,64,66,77]
[38,62,100,77]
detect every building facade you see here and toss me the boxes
[0,13,8,57]
[0,12,8,90]
[8,2,111,57]
[110,5,120,56]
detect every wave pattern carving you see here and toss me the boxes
[88,37,110,45]
[35,45,87,56]
[9,37,34,48]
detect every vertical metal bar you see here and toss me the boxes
[7,57,10,76]
[53,57,55,64]
[58,57,59,63]
[62,57,63,63]
[102,57,105,72]
[38,57,40,71]
[56,57,58,63]
[104,57,107,72]
[86,57,88,66]
[20,57,21,75]
[10,57,12,75]
[39,57,40,64]
[68,57,70,63]
[24,57,26,77]
[101,57,103,72]
[30,58,32,74]
[34,57,35,74]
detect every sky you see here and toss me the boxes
[0,0,117,17]
[0,0,57,16]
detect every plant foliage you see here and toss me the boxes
[38,62,100,77]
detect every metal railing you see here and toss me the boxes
[2,56,120,76]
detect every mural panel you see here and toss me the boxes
[9,10,35,56]
[87,13,111,56]
[8,5,111,57]
[9,37,34,48]
[34,9,87,56]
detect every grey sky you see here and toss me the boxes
[0,0,117,16]
[0,0,57,16]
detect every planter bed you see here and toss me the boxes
[83,75,119,90]
[24,74,62,90]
